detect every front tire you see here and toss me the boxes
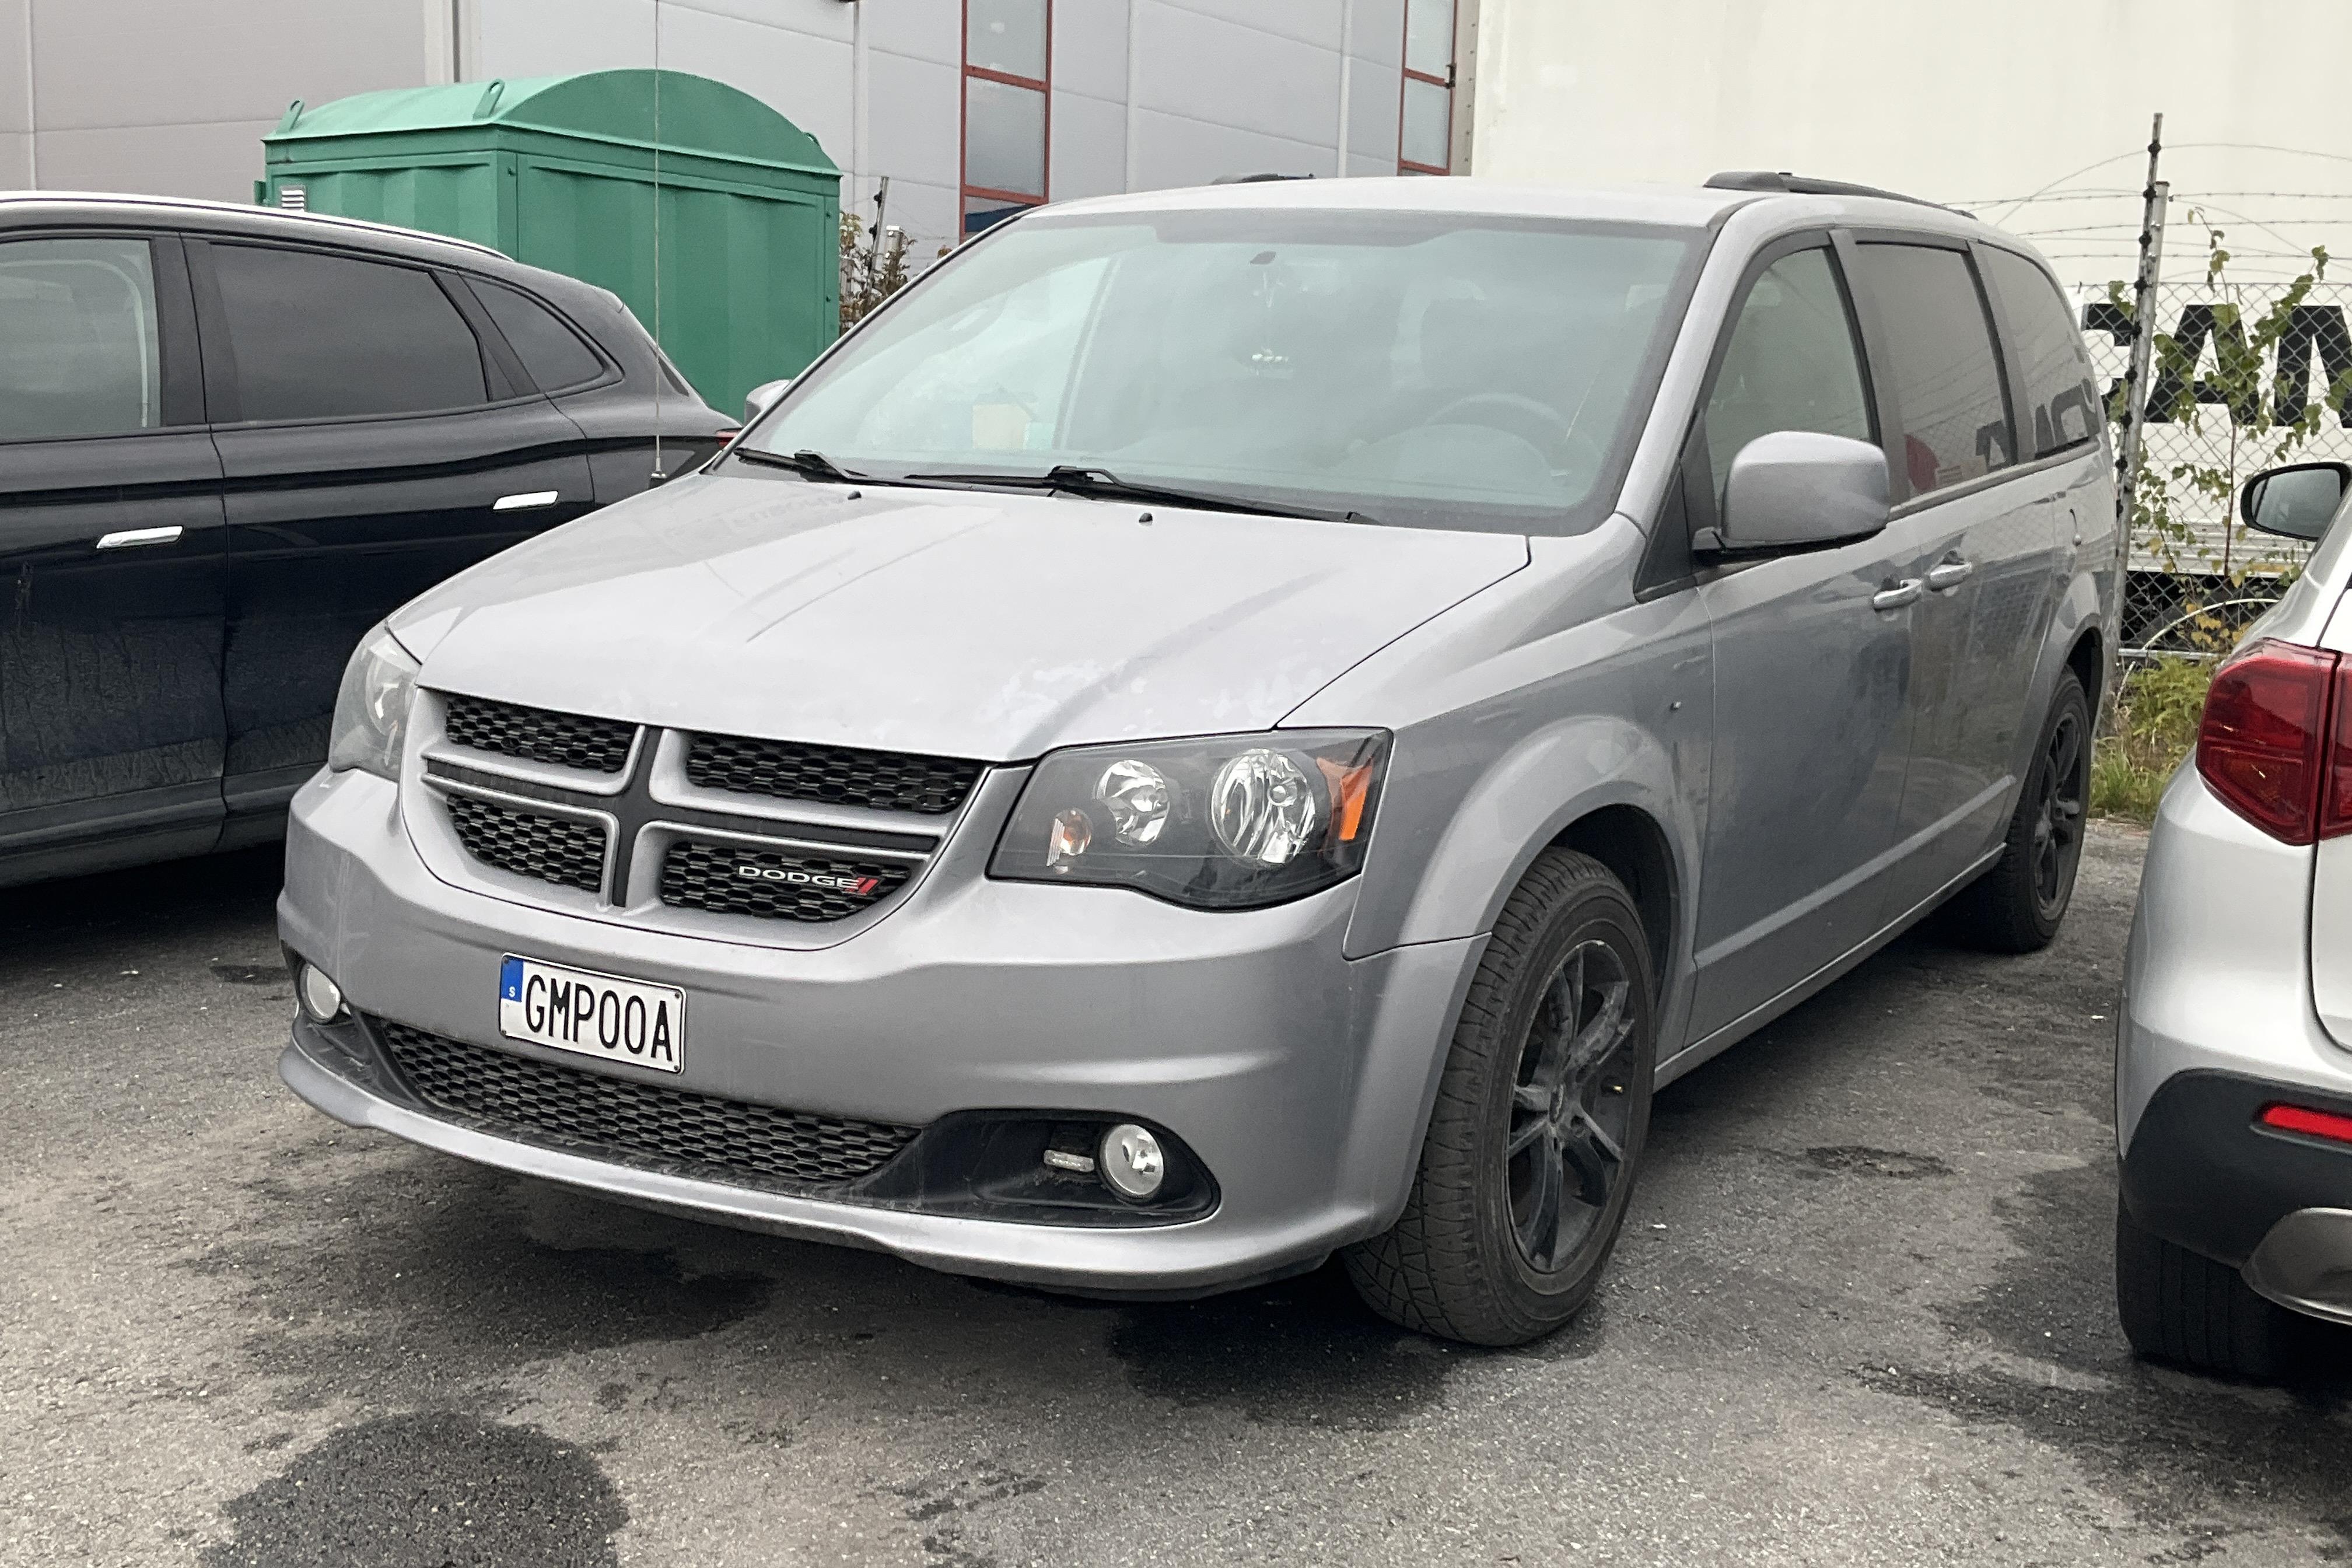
[1345,849,1656,1346]
[1945,670,2091,953]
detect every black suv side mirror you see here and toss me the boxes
[2242,461,2350,541]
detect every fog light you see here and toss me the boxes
[1099,1122,1165,1200]
[297,963,346,1023]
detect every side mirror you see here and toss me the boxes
[743,377,792,426]
[1710,430,1890,553]
[2242,461,2349,541]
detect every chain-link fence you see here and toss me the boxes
[2071,269,2351,659]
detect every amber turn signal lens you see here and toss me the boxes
[1316,757,1374,842]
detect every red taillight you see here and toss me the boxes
[2259,1102,2352,1144]
[2197,638,2347,843]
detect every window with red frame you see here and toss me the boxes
[1399,0,1455,175]
[963,0,1052,235]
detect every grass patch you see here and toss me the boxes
[2091,656,2212,824]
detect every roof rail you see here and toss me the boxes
[1213,172,1315,184]
[1704,170,1974,220]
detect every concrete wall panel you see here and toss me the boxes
[0,0,30,137]
[1129,106,1331,191]
[30,0,422,132]
[1132,2,1339,150]
[1346,52,1400,165]
[1048,86,1124,201]
[1049,0,1128,103]
[862,0,959,66]
[36,119,278,202]
[1349,0,1406,68]
[1166,0,1343,51]
[864,46,960,193]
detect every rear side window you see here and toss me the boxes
[473,278,605,391]
[1980,247,2103,458]
[0,237,162,440]
[1852,243,2014,496]
[209,243,487,422]
[1702,247,1874,502]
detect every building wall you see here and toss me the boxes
[2,0,1462,256]
[0,0,442,202]
[1471,0,2352,292]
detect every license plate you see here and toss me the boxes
[498,956,684,1073]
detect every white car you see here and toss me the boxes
[2118,458,2352,1378]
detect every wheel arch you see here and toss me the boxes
[1551,803,1676,996]
[2066,621,2106,720]
[1346,711,1699,1027]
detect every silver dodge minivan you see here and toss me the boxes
[278,174,2116,1345]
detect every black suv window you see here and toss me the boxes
[1702,246,1874,503]
[209,243,488,422]
[1852,243,2014,496]
[0,236,163,440]
[472,278,604,391]
[1980,247,2102,459]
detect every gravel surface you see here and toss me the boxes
[6,822,2350,1566]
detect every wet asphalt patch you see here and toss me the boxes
[1872,1151,2352,1555]
[193,1153,774,1407]
[1100,1261,1457,1430]
[1802,1144,1954,1179]
[199,1412,625,1568]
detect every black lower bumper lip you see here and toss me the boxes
[2122,1068,2352,1314]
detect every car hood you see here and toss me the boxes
[391,472,1530,760]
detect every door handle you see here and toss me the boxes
[492,491,561,512]
[1926,558,1975,592]
[1871,578,1924,612]
[95,526,183,551]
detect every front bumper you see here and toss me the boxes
[276,767,1484,1297]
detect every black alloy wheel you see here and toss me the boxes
[2029,701,2089,924]
[1346,848,1657,1346]
[1506,939,1639,1272]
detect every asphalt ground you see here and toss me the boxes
[5,822,2351,1567]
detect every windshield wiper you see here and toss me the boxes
[730,447,876,484]
[901,464,1378,526]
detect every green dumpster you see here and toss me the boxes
[260,69,840,412]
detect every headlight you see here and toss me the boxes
[326,624,420,780]
[990,730,1388,910]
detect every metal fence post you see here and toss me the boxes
[2116,115,2168,554]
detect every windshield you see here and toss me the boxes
[743,208,1704,534]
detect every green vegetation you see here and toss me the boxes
[2092,657,2214,823]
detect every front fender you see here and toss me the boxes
[1375,715,1693,953]
[1286,525,1710,1035]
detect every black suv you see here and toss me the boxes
[0,193,729,887]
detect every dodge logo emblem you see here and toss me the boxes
[738,864,881,896]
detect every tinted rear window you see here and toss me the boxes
[0,236,162,440]
[474,278,605,391]
[211,243,487,422]
[1981,247,2103,459]
[1852,243,2014,496]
